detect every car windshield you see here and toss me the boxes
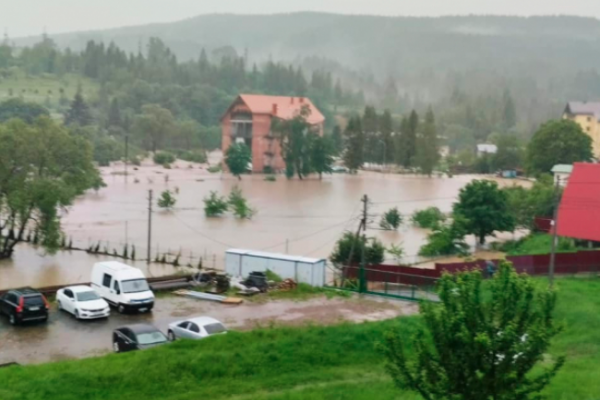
[24,296,44,306]
[204,323,226,335]
[137,331,167,345]
[121,279,150,294]
[77,291,101,302]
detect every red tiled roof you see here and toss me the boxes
[238,94,325,125]
[557,163,600,242]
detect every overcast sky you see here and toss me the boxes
[2,0,600,38]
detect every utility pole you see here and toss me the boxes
[548,177,562,288]
[147,190,153,264]
[342,194,369,290]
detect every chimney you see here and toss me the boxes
[272,103,278,115]
[290,97,295,104]
[299,97,304,104]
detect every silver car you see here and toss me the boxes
[167,316,227,341]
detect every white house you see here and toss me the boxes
[551,164,573,187]
[476,144,498,157]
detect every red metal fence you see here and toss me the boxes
[345,250,600,287]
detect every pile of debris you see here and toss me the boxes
[191,270,230,294]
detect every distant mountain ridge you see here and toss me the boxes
[14,12,600,75]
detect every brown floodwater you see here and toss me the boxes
[0,295,417,365]
[0,157,529,290]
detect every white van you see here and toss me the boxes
[91,261,155,314]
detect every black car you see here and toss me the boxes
[0,288,49,325]
[112,324,168,353]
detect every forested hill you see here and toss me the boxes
[14,13,600,73]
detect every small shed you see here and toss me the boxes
[225,249,326,287]
[551,164,573,187]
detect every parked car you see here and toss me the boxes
[331,165,349,173]
[57,285,110,320]
[112,324,168,353]
[167,317,227,341]
[91,261,155,314]
[0,288,49,325]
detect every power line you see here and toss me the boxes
[172,213,236,249]
[371,196,457,205]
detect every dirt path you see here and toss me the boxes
[0,294,417,365]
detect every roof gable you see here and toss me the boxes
[565,101,600,119]
[557,162,600,242]
[224,94,325,125]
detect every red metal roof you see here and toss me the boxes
[557,163,600,242]
[237,94,325,125]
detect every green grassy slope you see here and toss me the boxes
[0,277,599,400]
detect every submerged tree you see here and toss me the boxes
[415,107,439,176]
[0,117,103,259]
[343,115,364,172]
[157,190,177,210]
[203,191,229,217]
[380,207,403,231]
[228,186,255,219]
[381,262,564,400]
[310,135,335,179]
[273,105,316,179]
[225,142,251,180]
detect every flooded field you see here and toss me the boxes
[0,157,528,290]
[0,295,417,365]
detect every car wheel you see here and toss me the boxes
[74,310,80,320]
[118,304,126,314]
[9,313,16,326]
[168,330,176,341]
[113,342,120,353]
[57,301,62,311]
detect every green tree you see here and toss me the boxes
[133,104,174,152]
[504,175,559,230]
[453,180,516,244]
[343,115,364,172]
[362,105,380,163]
[225,142,251,180]
[273,105,315,179]
[0,117,103,259]
[203,191,229,217]
[330,232,385,266]
[493,134,522,170]
[380,110,394,165]
[381,262,564,400]
[311,135,335,179]
[107,98,122,128]
[228,186,255,219]
[64,86,93,126]
[157,190,176,210]
[419,217,469,256]
[527,119,592,174]
[0,98,49,123]
[397,111,418,167]
[380,207,403,230]
[502,89,517,130]
[330,124,343,154]
[412,207,446,229]
[415,107,439,176]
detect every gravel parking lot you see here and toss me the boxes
[0,294,418,365]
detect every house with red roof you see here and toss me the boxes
[221,94,325,173]
[557,162,600,242]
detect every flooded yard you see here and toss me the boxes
[0,157,528,289]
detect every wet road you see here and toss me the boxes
[0,294,417,365]
[0,156,529,289]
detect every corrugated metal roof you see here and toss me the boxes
[237,94,325,125]
[557,163,600,242]
[226,249,324,264]
[551,164,573,174]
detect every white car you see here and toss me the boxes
[57,286,110,320]
[167,317,227,341]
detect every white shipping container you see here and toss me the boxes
[225,249,326,287]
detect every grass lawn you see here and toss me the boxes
[501,233,580,256]
[0,277,599,399]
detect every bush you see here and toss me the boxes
[157,190,177,210]
[176,150,207,163]
[380,207,402,230]
[500,233,577,256]
[228,186,255,219]
[207,165,222,173]
[412,207,446,229]
[330,232,385,266]
[264,175,276,182]
[203,191,229,217]
[153,151,176,165]
[419,218,469,257]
